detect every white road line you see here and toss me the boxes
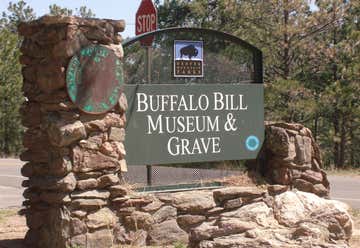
[332,197,360,202]
[0,185,22,190]
[0,175,24,178]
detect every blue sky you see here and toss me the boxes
[0,0,145,38]
[1,0,318,38]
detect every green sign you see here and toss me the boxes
[124,84,264,165]
[66,45,124,114]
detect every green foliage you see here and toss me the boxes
[155,0,360,168]
[49,4,96,18]
[173,242,187,248]
[1,0,36,32]
[0,1,96,157]
[0,28,23,156]
[265,79,316,123]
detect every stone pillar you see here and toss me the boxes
[18,15,127,248]
[249,122,330,197]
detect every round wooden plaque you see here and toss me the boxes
[66,45,124,114]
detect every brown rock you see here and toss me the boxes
[20,102,42,128]
[221,202,275,227]
[97,174,120,188]
[71,217,87,235]
[267,185,289,195]
[120,198,153,208]
[36,64,66,94]
[190,221,220,241]
[34,90,68,103]
[213,187,266,202]
[177,215,206,231]
[113,141,126,157]
[109,185,129,198]
[47,120,86,147]
[127,230,147,247]
[86,207,117,229]
[76,171,103,180]
[18,21,41,37]
[112,224,127,244]
[86,228,113,248]
[40,191,71,204]
[71,210,87,219]
[108,127,125,142]
[76,178,98,190]
[70,234,86,247]
[107,19,126,32]
[116,93,128,113]
[79,132,105,150]
[39,15,79,25]
[153,206,177,223]
[72,199,107,210]
[99,142,118,158]
[217,218,257,234]
[111,196,129,204]
[271,167,291,185]
[313,184,329,197]
[141,200,164,212]
[293,179,315,193]
[124,211,155,230]
[301,170,323,184]
[81,26,113,44]
[26,210,46,229]
[104,44,124,58]
[266,126,293,157]
[158,191,216,214]
[52,35,87,58]
[295,135,312,164]
[71,190,110,199]
[224,197,243,209]
[81,112,124,132]
[29,172,76,192]
[148,219,189,246]
[72,146,121,172]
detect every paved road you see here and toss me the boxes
[0,159,359,209]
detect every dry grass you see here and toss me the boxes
[0,209,18,224]
[0,208,27,248]
[350,208,360,247]
[218,170,267,187]
[326,168,360,177]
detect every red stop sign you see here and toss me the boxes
[136,0,157,46]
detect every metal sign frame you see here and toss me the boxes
[123,27,263,84]
[122,27,264,186]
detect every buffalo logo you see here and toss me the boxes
[180,45,199,60]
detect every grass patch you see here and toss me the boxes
[350,208,360,248]
[0,209,18,223]
[325,168,360,176]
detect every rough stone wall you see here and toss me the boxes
[101,185,352,248]
[248,122,330,197]
[18,15,338,248]
[18,16,127,248]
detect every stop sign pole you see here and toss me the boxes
[135,0,158,186]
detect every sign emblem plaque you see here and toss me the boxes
[66,45,124,114]
[174,40,204,77]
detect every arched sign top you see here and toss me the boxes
[122,27,264,166]
[122,27,263,84]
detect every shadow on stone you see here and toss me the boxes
[0,239,26,248]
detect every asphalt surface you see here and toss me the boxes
[0,159,359,209]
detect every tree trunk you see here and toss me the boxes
[333,113,340,168]
[282,0,290,79]
[339,114,346,168]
